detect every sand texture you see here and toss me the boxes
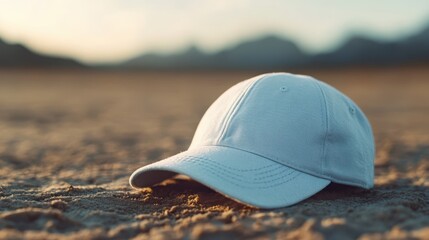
[0,68,428,239]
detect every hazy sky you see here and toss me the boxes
[0,0,428,64]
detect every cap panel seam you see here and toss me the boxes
[213,79,256,143]
[313,80,329,177]
[216,74,267,143]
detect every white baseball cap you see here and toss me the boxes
[129,73,375,209]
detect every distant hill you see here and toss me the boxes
[122,23,429,70]
[0,38,83,68]
[211,35,307,69]
[123,35,307,70]
[310,24,429,67]
[1,22,429,69]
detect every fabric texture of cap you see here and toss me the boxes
[129,73,375,209]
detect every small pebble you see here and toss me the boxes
[50,200,68,211]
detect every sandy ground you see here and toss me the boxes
[0,67,428,239]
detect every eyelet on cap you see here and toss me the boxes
[280,86,289,92]
[349,107,355,114]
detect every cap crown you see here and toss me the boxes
[190,73,374,188]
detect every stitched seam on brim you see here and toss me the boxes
[195,144,368,187]
[148,157,302,189]
[159,155,296,185]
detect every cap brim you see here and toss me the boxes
[129,145,330,209]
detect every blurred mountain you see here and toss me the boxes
[1,22,428,69]
[124,45,208,69]
[123,23,429,70]
[310,24,429,67]
[123,35,307,70]
[0,38,83,68]
[211,36,307,69]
